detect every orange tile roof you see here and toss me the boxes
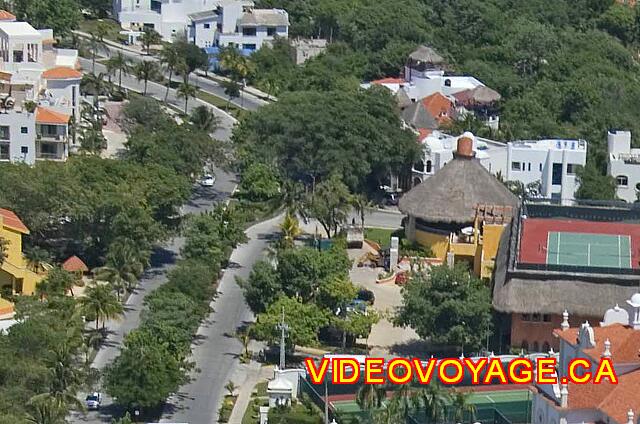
[417,128,432,141]
[372,77,405,85]
[0,10,16,21]
[42,66,82,80]
[554,323,640,364]
[62,255,89,273]
[421,92,454,124]
[36,107,70,125]
[0,208,29,234]
[566,368,640,423]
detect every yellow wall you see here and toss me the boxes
[482,224,504,261]
[415,229,449,260]
[0,224,43,296]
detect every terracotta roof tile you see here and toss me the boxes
[554,323,640,364]
[0,10,16,21]
[421,92,454,124]
[372,77,405,85]
[36,107,70,125]
[0,208,29,234]
[42,66,82,80]
[62,256,89,273]
[417,128,432,141]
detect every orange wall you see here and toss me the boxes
[510,312,598,352]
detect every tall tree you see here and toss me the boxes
[222,79,240,110]
[395,265,493,352]
[140,29,162,55]
[159,44,182,101]
[417,383,450,423]
[134,60,161,96]
[14,0,81,37]
[576,164,618,201]
[177,82,197,115]
[93,242,144,299]
[106,52,130,90]
[304,174,352,238]
[189,105,219,133]
[79,282,123,331]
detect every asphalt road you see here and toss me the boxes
[81,34,267,112]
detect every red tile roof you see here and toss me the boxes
[62,255,89,273]
[417,128,432,141]
[0,10,16,21]
[36,107,70,125]
[421,92,454,124]
[0,208,29,234]
[566,368,640,423]
[555,323,640,364]
[371,77,405,85]
[42,66,82,80]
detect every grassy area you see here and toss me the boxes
[364,227,401,249]
[196,89,247,120]
[79,18,124,42]
[218,395,238,423]
[268,404,323,424]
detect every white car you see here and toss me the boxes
[85,392,102,410]
[200,174,216,187]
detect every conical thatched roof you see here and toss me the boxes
[454,86,502,105]
[399,145,519,224]
[408,45,444,64]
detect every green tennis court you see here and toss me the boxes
[546,232,631,268]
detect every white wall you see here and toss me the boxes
[43,79,80,122]
[0,111,36,164]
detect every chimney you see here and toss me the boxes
[561,310,570,331]
[455,135,475,159]
[560,382,568,408]
[603,338,611,358]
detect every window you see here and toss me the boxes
[511,161,521,171]
[242,43,256,51]
[444,79,451,87]
[426,160,432,173]
[13,50,23,62]
[0,143,8,159]
[521,313,532,321]
[617,175,629,187]
[566,164,579,175]
[539,163,542,172]
[0,126,9,140]
[267,27,276,36]
[543,314,551,322]
[20,146,28,154]
[552,163,562,185]
[242,27,257,36]
[20,127,27,134]
[204,23,210,29]
[527,162,531,171]
[636,182,640,191]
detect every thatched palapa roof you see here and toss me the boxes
[408,45,444,64]
[399,136,519,224]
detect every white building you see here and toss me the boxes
[114,0,289,50]
[607,130,640,203]
[531,299,640,424]
[0,19,79,165]
[412,131,587,203]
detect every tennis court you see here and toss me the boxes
[546,232,631,268]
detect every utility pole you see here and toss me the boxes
[277,306,289,370]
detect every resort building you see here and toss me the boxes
[607,130,640,203]
[0,18,79,164]
[114,0,289,50]
[411,131,586,203]
[493,201,640,352]
[0,208,46,314]
[399,135,519,279]
[532,297,640,423]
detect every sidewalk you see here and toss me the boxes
[228,362,273,424]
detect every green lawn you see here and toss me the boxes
[196,90,247,120]
[79,18,123,42]
[364,228,400,249]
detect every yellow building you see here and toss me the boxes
[398,135,519,279]
[0,208,45,313]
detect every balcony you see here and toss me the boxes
[37,132,67,142]
[36,141,65,161]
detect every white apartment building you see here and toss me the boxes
[412,131,587,203]
[607,130,640,203]
[114,0,289,50]
[0,19,79,165]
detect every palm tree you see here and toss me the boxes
[356,383,386,411]
[351,193,371,228]
[450,388,475,423]
[24,246,51,273]
[93,243,143,300]
[82,73,108,123]
[280,212,301,248]
[417,383,450,423]
[189,105,219,132]
[140,28,162,55]
[106,52,129,90]
[177,81,197,115]
[25,395,68,424]
[86,30,107,73]
[134,61,161,96]
[159,44,182,101]
[79,282,123,331]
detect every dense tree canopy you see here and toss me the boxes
[233,87,419,193]
[14,0,81,36]
[395,265,493,352]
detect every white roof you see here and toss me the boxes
[0,21,42,38]
[509,139,587,151]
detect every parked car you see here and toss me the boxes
[85,392,102,410]
[200,174,216,187]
